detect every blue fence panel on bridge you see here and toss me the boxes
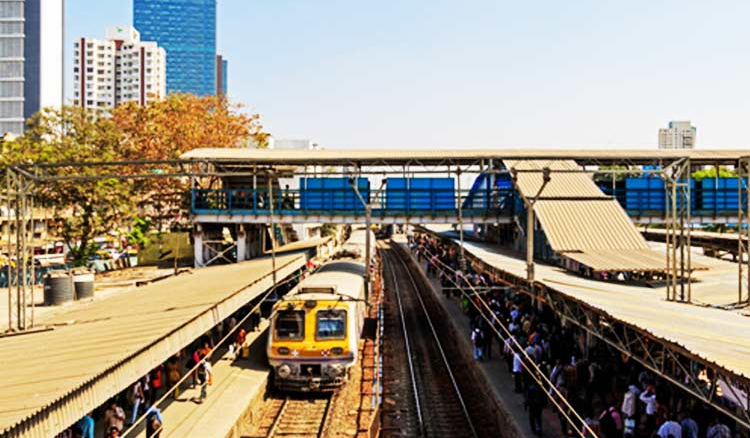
[625,177,666,212]
[624,177,696,215]
[386,178,455,212]
[701,177,747,212]
[299,178,369,212]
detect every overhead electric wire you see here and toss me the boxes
[413,242,598,438]
[121,261,318,438]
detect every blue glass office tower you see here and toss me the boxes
[133,0,216,96]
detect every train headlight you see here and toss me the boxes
[278,347,290,355]
[327,364,344,377]
[331,347,344,355]
[277,364,292,379]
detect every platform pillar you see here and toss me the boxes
[237,225,247,262]
[194,224,204,268]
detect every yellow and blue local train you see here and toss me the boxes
[267,228,375,391]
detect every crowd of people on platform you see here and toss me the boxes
[54,307,258,438]
[409,233,745,438]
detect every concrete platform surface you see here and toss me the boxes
[131,326,270,438]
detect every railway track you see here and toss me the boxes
[245,394,332,438]
[380,241,482,438]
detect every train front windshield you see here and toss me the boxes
[316,310,347,339]
[275,310,305,340]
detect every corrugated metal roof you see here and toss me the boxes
[503,159,606,199]
[501,158,666,271]
[562,249,707,272]
[534,199,651,252]
[434,236,750,382]
[562,249,669,272]
[0,253,309,438]
[179,148,748,165]
[266,236,332,253]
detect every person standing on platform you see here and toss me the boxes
[598,404,623,438]
[656,417,682,438]
[128,380,145,426]
[525,382,547,436]
[234,326,247,358]
[512,350,524,393]
[706,418,732,438]
[471,326,484,361]
[74,413,94,438]
[639,384,658,434]
[196,354,212,404]
[481,323,493,360]
[166,356,182,399]
[102,401,125,436]
[150,365,163,406]
[145,406,163,438]
[189,348,200,388]
[679,412,699,438]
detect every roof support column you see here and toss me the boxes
[739,157,750,305]
[268,171,277,294]
[511,166,551,282]
[5,168,13,331]
[351,177,387,305]
[457,166,466,271]
[664,158,692,302]
[525,203,534,281]
[193,224,203,268]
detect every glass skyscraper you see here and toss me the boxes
[133,0,216,96]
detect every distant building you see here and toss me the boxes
[0,0,26,133]
[0,0,63,134]
[134,0,216,96]
[658,120,697,149]
[73,26,166,110]
[216,54,227,96]
[24,0,64,123]
[269,138,320,150]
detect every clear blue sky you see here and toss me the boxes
[65,1,750,149]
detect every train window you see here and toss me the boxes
[275,310,305,340]
[316,309,347,340]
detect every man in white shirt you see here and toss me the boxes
[512,351,523,393]
[639,385,658,433]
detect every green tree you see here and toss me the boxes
[2,95,271,263]
[2,107,134,263]
[111,94,269,230]
[691,166,736,181]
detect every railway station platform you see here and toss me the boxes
[393,236,560,438]
[641,227,748,261]
[130,324,270,438]
[0,250,313,438]
[420,225,750,427]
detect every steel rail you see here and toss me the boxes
[267,395,332,438]
[265,397,290,438]
[383,248,424,434]
[413,242,606,438]
[387,246,479,438]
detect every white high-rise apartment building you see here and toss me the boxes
[73,26,165,110]
[658,120,697,149]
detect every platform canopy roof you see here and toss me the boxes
[505,159,671,272]
[181,148,748,167]
[0,253,309,438]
